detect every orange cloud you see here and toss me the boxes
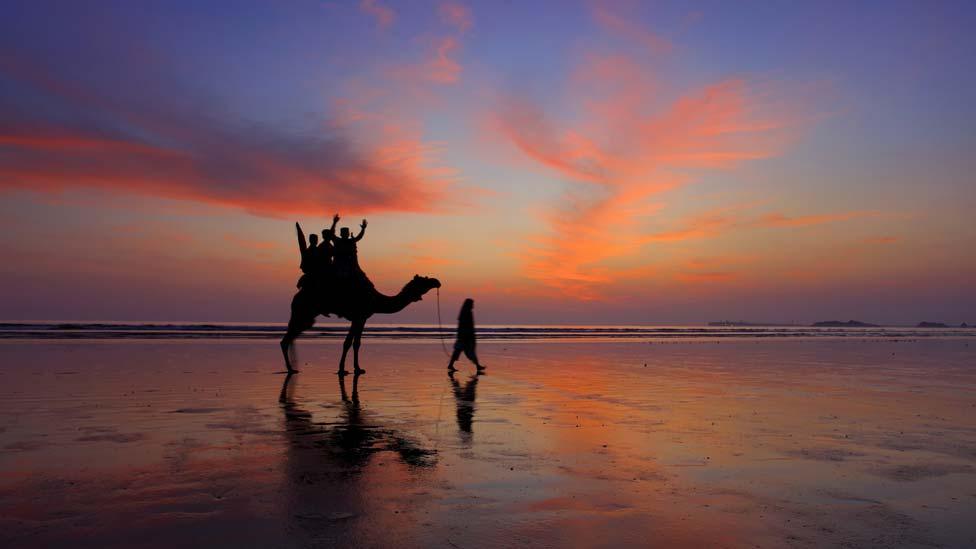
[364,238,469,291]
[756,211,876,228]
[223,234,279,252]
[492,53,803,298]
[670,255,752,285]
[675,271,736,283]
[642,208,874,243]
[863,235,899,244]
[360,0,395,30]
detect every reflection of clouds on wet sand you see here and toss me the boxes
[0,340,975,547]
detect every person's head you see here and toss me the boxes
[309,233,319,246]
[462,298,474,311]
[321,229,332,240]
[340,227,350,239]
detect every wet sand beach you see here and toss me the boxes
[2,337,976,547]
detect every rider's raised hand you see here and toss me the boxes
[361,219,368,229]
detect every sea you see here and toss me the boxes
[1,321,973,341]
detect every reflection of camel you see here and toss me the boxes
[280,275,441,374]
[278,373,436,543]
[278,372,436,468]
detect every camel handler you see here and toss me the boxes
[448,298,486,374]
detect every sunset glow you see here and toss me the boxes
[1,0,973,324]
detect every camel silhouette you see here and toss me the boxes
[280,274,441,374]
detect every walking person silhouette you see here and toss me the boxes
[448,298,485,373]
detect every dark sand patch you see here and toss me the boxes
[526,495,633,513]
[169,407,225,414]
[788,447,866,462]
[2,439,50,452]
[76,433,146,443]
[875,462,974,482]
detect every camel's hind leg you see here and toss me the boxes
[281,293,316,373]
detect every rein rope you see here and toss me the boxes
[435,287,451,358]
[432,286,452,452]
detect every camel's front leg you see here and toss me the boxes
[352,320,366,374]
[338,322,356,376]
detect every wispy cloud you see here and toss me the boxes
[360,0,395,30]
[590,0,672,55]
[646,213,736,242]
[644,208,876,243]
[427,36,463,84]
[491,53,803,298]
[0,50,458,217]
[439,2,472,33]
[863,235,899,244]
[756,211,877,228]
[391,3,472,86]
[675,270,736,283]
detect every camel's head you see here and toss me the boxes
[403,274,441,302]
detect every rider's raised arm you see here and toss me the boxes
[330,213,340,234]
[353,219,368,241]
[295,222,307,254]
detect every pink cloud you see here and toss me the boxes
[590,0,672,55]
[439,2,472,33]
[0,53,460,218]
[428,36,462,84]
[0,123,454,217]
[360,0,395,30]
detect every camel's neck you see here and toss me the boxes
[371,287,422,315]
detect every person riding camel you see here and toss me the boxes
[331,218,372,289]
[316,213,340,276]
[295,214,339,289]
[295,223,318,289]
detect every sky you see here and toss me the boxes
[1,0,974,325]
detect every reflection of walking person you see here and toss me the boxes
[448,298,485,373]
[449,373,478,437]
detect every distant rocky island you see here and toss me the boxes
[708,319,970,328]
[811,320,878,327]
[707,321,795,327]
[916,321,949,328]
